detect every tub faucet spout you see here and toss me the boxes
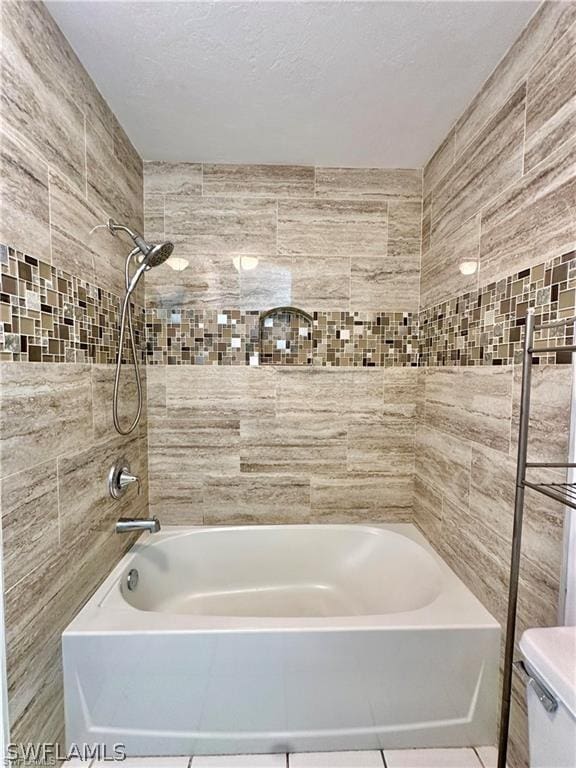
[116,517,161,534]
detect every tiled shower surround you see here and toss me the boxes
[0,2,574,768]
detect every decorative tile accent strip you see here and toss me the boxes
[419,251,576,366]
[145,307,419,367]
[0,244,144,363]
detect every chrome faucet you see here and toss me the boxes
[108,456,140,499]
[116,517,161,534]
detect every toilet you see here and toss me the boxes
[520,627,576,768]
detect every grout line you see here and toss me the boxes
[380,750,387,767]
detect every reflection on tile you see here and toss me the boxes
[147,254,241,309]
[420,215,480,309]
[0,131,50,260]
[239,256,293,311]
[384,748,482,768]
[204,163,314,198]
[431,85,525,246]
[480,139,576,284]
[423,366,512,453]
[290,751,384,767]
[165,196,277,255]
[278,199,387,256]
[315,167,421,202]
[144,161,202,195]
[525,23,576,172]
[0,363,93,478]
[0,459,59,590]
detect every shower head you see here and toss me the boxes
[107,218,174,295]
[107,218,174,268]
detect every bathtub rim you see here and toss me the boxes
[64,524,499,635]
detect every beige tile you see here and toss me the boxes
[147,254,241,309]
[1,1,86,192]
[310,475,413,522]
[0,130,50,259]
[57,433,140,544]
[91,365,141,440]
[144,161,202,195]
[144,193,165,243]
[421,193,431,257]
[0,363,93,479]
[315,167,421,202]
[347,415,415,476]
[475,746,498,768]
[291,255,350,312]
[431,85,525,246]
[413,474,442,546]
[204,474,310,524]
[165,196,277,255]
[204,163,314,197]
[525,21,576,172]
[384,748,482,768]
[146,365,167,418]
[351,257,404,311]
[420,215,480,309]
[454,1,576,157]
[423,129,455,197]
[278,199,387,256]
[193,755,284,767]
[415,425,471,506]
[149,474,204,525]
[423,366,512,454]
[511,363,572,464]
[0,459,59,590]
[166,365,276,420]
[383,367,423,415]
[480,137,576,284]
[239,255,293,311]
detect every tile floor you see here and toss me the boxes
[86,746,500,768]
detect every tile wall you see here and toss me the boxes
[415,3,576,767]
[0,0,147,748]
[144,162,424,524]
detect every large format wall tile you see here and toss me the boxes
[423,366,513,453]
[480,138,576,283]
[203,163,314,198]
[165,196,277,255]
[315,167,422,201]
[144,161,202,196]
[0,363,93,478]
[0,131,50,260]
[431,85,526,246]
[524,20,576,172]
[277,199,387,256]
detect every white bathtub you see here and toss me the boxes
[63,524,500,755]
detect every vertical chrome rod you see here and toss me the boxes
[497,307,535,768]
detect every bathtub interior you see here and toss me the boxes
[116,525,445,617]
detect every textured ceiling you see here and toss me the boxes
[47,1,538,167]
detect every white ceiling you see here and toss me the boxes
[47,0,538,168]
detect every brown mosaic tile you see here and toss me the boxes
[145,307,419,367]
[419,250,576,366]
[0,244,145,364]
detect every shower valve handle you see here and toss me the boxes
[108,456,141,499]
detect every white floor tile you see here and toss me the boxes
[474,747,499,768]
[192,755,285,767]
[93,760,189,768]
[290,751,383,767]
[384,748,482,768]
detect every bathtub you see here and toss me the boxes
[63,524,500,755]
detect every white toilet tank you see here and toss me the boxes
[520,627,576,768]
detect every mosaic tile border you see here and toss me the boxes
[145,308,419,367]
[419,250,576,366]
[0,244,145,364]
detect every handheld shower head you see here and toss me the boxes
[107,218,174,269]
